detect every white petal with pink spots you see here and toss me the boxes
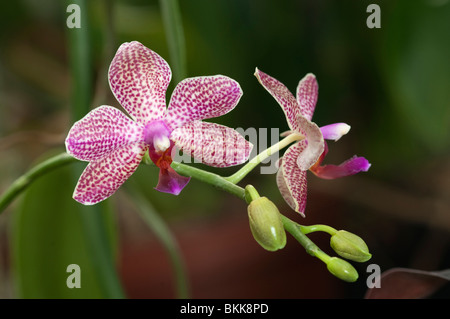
[171,121,253,167]
[276,143,308,216]
[73,142,146,205]
[109,41,171,124]
[164,75,243,131]
[65,105,143,162]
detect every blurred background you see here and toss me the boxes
[0,0,449,298]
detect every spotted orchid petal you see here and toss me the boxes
[254,68,301,132]
[296,73,318,121]
[320,123,351,141]
[73,142,147,205]
[108,41,171,124]
[170,121,253,167]
[277,143,308,216]
[295,116,325,171]
[310,156,371,180]
[65,105,143,162]
[164,75,243,131]
[155,166,190,195]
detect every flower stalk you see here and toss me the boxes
[170,161,246,201]
[0,153,77,214]
[225,132,304,185]
[299,224,338,236]
[244,184,261,203]
[281,215,359,282]
[0,150,369,283]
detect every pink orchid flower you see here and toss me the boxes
[255,68,370,216]
[65,41,252,205]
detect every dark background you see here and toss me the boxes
[0,0,449,298]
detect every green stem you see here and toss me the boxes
[225,133,304,184]
[300,224,337,236]
[171,161,246,201]
[1,150,334,263]
[159,0,186,83]
[281,215,332,264]
[0,153,76,214]
[244,185,260,203]
[127,184,189,299]
[170,161,334,265]
[1,149,340,283]
[170,161,334,260]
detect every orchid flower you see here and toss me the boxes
[65,41,252,205]
[255,68,370,216]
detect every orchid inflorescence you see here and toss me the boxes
[65,41,372,282]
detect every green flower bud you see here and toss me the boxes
[330,230,372,263]
[248,197,286,252]
[326,257,359,282]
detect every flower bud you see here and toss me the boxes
[326,257,359,282]
[248,197,286,252]
[330,230,372,263]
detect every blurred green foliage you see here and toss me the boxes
[12,155,117,298]
[0,0,449,298]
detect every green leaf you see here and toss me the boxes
[159,0,186,84]
[11,159,118,298]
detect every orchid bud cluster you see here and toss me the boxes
[64,41,372,282]
[245,186,371,282]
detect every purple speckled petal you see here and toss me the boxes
[155,166,190,195]
[164,75,243,130]
[277,143,308,216]
[296,73,318,121]
[311,156,371,180]
[170,121,253,167]
[65,105,144,162]
[320,123,351,141]
[254,68,301,132]
[295,116,325,171]
[108,41,171,124]
[73,142,147,205]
